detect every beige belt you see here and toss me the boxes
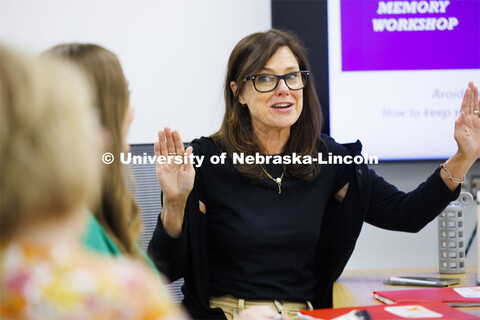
[210,295,313,320]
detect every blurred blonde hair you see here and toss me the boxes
[0,46,101,245]
[45,44,142,258]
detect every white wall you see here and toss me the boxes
[0,0,272,143]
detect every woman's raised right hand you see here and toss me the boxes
[155,127,195,236]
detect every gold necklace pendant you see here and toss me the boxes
[261,166,285,194]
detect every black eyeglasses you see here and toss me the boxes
[243,71,310,93]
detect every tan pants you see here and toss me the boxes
[210,295,313,320]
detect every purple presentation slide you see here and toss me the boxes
[341,0,480,71]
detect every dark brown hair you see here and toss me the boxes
[45,44,142,258]
[212,29,325,181]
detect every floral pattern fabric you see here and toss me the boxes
[1,242,187,320]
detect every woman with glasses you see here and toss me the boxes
[148,29,480,320]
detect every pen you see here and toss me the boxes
[385,280,446,287]
[386,277,447,287]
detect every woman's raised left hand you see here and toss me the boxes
[439,82,479,191]
[454,81,480,160]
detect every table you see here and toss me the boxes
[333,266,479,317]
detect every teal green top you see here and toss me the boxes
[83,213,122,255]
[82,212,159,276]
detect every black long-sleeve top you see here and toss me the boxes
[148,135,460,319]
